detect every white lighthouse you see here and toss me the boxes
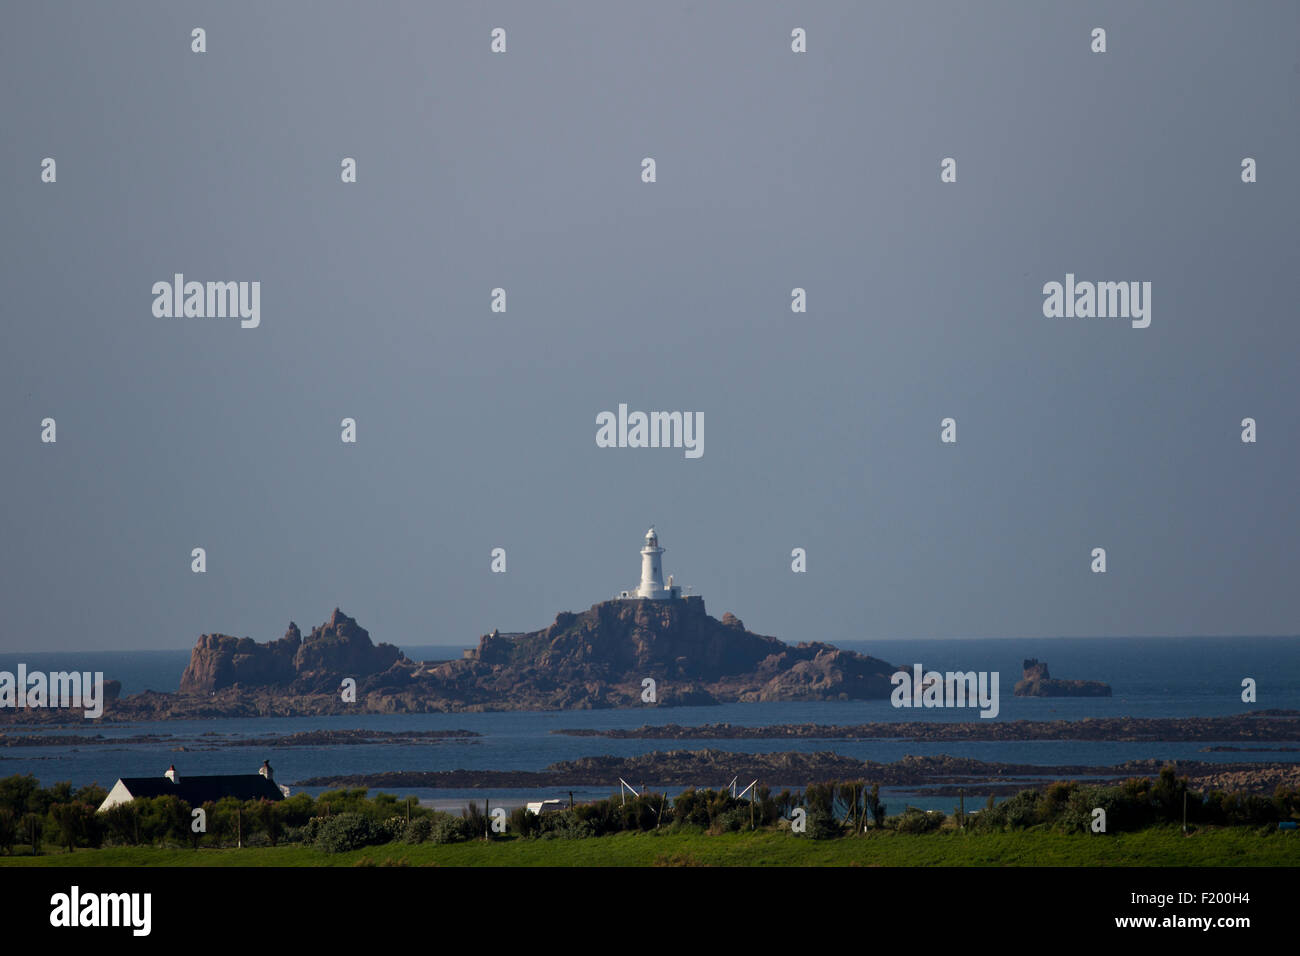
[619,527,683,600]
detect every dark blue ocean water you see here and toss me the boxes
[2,636,1297,811]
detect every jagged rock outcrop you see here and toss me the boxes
[441,596,900,708]
[747,646,896,702]
[178,609,404,695]
[1013,658,1111,698]
[35,599,900,720]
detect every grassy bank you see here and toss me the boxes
[1,826,1295,867]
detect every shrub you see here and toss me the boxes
[314,812,382,853]
[972,789,1042,831]
[430,816,477,845]
[668,788,711,830]
[895,809,944,834]
[668,788,743,832]
[299,816,326,844]
[277,793,317,827]
[536,811,596,840]
[378,815,408,843]
[716,806,752,833]
[807,809,842,840]
[404,816,434,844]
[251,799,285,847]
[509,807,540,838]
[619,793,666,833]
[1058,785,1115,834]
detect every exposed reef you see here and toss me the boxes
[1013,658,1111,697]
[550,712,1300,742]
[296,750,1300,795]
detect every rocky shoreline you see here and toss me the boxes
[295,749,1300,795]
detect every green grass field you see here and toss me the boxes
[1,826,1296,867]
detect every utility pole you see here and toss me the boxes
[960,788,965,829]
[1183,791,1188,834]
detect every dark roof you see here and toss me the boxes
[115,774,284,804]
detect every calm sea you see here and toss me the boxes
[2,636,1297,811]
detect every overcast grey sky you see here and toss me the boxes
[3,2,1298,652]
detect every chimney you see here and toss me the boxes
[259,760,273,782]
[164,765,178,783]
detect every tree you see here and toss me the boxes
[839,782,860,827]
[1152,764,1190,823]
[252,799,284,846]
[32,781,73,816]
[0,775,39,817]
[206,797,245,847]
[865,784,886,829]
[463,800,486,839]
[804,782,836,816]
[315,787,370,817]
[20,812,42,854]
[74,783,108,809]
[102,802,141,845]
[50,802,100,852]
[0,808,16,854]
[277,793,316,828]
[139,795,191,847]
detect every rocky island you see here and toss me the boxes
[1012,658,1111,697]
[4,600,903,722]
